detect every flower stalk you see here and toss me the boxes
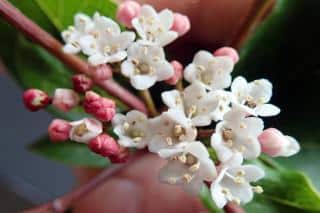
[139,90,159,117]
[0,0,148,113]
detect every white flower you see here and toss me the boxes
[159,142,216,195]
[148,109,197,153]
[69,118,103,143]
[211,153,265,208]
[132,5,178,46]
[211,105,263,163]
[231,76,280,117]
[78,13,135,66]
[184,50,234,90]
[161,83,219,126]
[209,90,236,122]
[62,13,94,54]
[112,110,150,149]
[121,42,174,90]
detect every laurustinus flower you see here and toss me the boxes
[165,60,183,85]
[258,128,300,157]
[89,64,113,82]
[48,119,71,142]
[88,134,120,157]
[23,89,51,111]
[72,74,93,93]
[131,4,178,46]
[231,76,280,117]
[116,0,141,28]
[211,153,265,208]
[83,91,116,122]
[79,13,135,66]
[171,13,191,36]
[121,42,174,90]
[213,47,239,64]
[184,50,234,91]
[52,88,80,112]
[159,142,216,195]
[69,118,103,143]
[211,104,264,163]
[112,110,151,149]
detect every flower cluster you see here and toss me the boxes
[22,1,300,209]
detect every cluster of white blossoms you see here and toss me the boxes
[61,3,300,209]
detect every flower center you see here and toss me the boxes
[103,44,119,55]
[123,122,145,143]
[74,123,89,137]
[222,128,233,147]
[132,59,154,75]
[173,124,186,138]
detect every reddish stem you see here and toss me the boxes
[0,0,147,113]
[22,150,147,213]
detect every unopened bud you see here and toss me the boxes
[89,134,120,157]
[23,89,50,111]
[116,0,141,28]
[52,88,80,112]
[165,60,183,85]
[109,146,130,163]
[48,119,71,142]
[72,74,93,93]
[171,13,191,36]
[213,47,239,64]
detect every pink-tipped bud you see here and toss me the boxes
[23,89,50,111]
[48,119,71,142]
[213,47,239,64]
[89,64,113,82]
[116,0,141,28]
[83,91,116,122]
[165,60,184,85]
[171,13,191,36]
[109,146,130,163]
[72,74,93,93]
[258,128,300,157]
[52,88,80,112]
[89,134,120,157]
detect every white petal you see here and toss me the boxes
[191,115,212,126]
[210,181,228,208]
[158,9,174,30]
[95,15,120,36]
[281,136,300,156]
[158,147,185,158]
[88,54,107,66]
[183,64,197,83]
[183,177,204,195]
[255,104,280,117]
[131,18,146,40]
[157,31,178,46]
[185,142,210,158]
[79,35,98,56]
[193,50,213,66]
[161,90,184,110]
[242,165,265,182]
[154,60,174,81]
[248,79,272,103]
[148,135,168,153]
[63,43,80,54]
[121,60,135,77]
[106,51,127,63]
[159,160,187,183]
[140,5,158,18]
[242,117,264,136]
[117,32,136,50]
[223,178,253,204]
[241,137,261,159]
[130,75,157,90]
[112,114,126,126]
[231,76,248,103]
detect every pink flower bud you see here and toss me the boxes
[165,60,183,85]
[83,91,116,122]
[23,89,50,111]
[48,119,71,142]
[89,64,113,82]
[88,134,120,157]
[213,47,239,64]
[52,88,80,112]
[109,146,130,163]
[258,128,300,157]
[171,13,191,36]
[116,0,141,28]
[72,74,93,93]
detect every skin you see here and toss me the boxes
[74,1,256,212]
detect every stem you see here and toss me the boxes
[0,0,147,114]
[175,80,183,92]
[139,90,159,117]
[231,0,276,49]
[23,150,147,213]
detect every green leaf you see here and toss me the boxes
[199,185,223,213]
[34,0,117,31]
[247,157,320,212]
[29,136,109,168]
